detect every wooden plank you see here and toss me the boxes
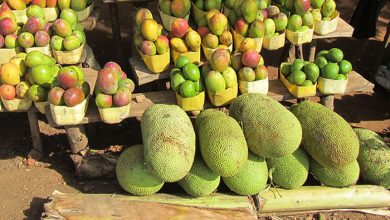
[43,191,257,220]
[80,8,101,31]
[129,57,171,86]
[313,18,354,39]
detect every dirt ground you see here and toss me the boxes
[0,1,389,219]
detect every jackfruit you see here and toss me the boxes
[223,152,268,195]
[290,101,359,168]
[229,93,302,158]
[141,104,196,182]
[178,156,221,197]
[267,148,310,189]
[116,145,164,195]
[310,159,360,187]
[354,128,390,189]
[196,109,248,177]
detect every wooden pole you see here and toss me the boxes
[320,95,335,111]
[309,40,317,62]
[27,109,43,160]
[64,125,89,154]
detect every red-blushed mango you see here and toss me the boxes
[113,87,131,107]
[31,0,46,8]
[231,53,243,72]
[48,86,65,105]
[219,30,232,46]
[53,19,72,37]
[18,32,34,48]
[121,71,127,80]
[0,17,17,36]
[46,0,57,7]
[24,16,46,34]
[0,2,16,20]
[135,8,153,29]
[241,51,260,68]
[254,64,268,80]
[197,26,210,38]
[57,66,79,89]
[210,49,230,73]
[104,62,122,75]
[208,12,228,36]
[171,18,189,38]
[294,0,310,15]
[64,87,84,107]
[0,84,16,100]
[171,0,190,18]
[95,93,112,108]
[234,17,249,37]
[60,8,79,29]
[140,40,157,56]
[96,68,119,95]
[155,35,169,55]
[35,31,50,47]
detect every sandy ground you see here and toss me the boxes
[0,0,389,219]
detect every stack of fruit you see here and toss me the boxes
[280,58,318,97]
[50,9,86,64]
[7,0,58,23]
[48,65,90,125]
[200,10,232,60]
[170,56,204,111]
[134,8,170,73]
[0,3,20,64]
[314,48,351,94]
[191,0,222,26]
[311,0,338,35]
[203,48,238,106]
[95,62,135,124]
[159,0,191,31]
[262,6,288,50]
[169,18,201,63]
[0,53,32,111]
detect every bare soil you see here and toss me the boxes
[0,1,389,219]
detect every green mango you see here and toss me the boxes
[25,51,56,68]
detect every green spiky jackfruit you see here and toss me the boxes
[354,128,390,189]
[196,109,248,177]
[310,159,360,187]
[116,145,164,195]
[141,104,196,182]
[267,148,310,189]
[223,152,268,195]
[290,101,359,168]
[178,156,221,197]
[229,93,302,158]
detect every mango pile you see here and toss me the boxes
[315,48,352,80]
[201,10,231,49]
[5,0,91,11]
[95,62,135,109]
[281,59,319,86]
[169,18,201,54]
[50,9,86,51]
[0,3,18,47]
[311,0,337,21]
[170,56,204,98]
[159,0,191,18]
[193,0,222,12]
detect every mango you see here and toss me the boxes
[140,40,156,56]
[197,26,210,38]
[0,2,16,20]
[31,64,55,88]
[241,51,260,68]
[311,0,325,9]
[48,87,65,105]
[185,30,201,51]
[135,8,153,30]
[0,84,16,100]
[63,87,84,107]
[58,66,80,89]
[23,16,46,35]
[18,32,33,49]
[0,17,17,36]
[238,67,255,82]
[35,30,50,47]
[264,18,275,37]
[222,67,237,88]
[113,87,131,107]
[240,38,257,53]
[160,0,171,15]
[241,0,258,23]
[46,0,57,7]
[95,93,112,108]
[0,63,21,85]
[234,17,249,37]
[134,32,144,49]
[219,30,232,46]
[273,13,288,32]
[9,56,27,76]
[208,12,228,36]
[16,81,30,99]
[205,0,222,11]
[118,78,135,92]
[58,0,71,10]
[50,35,64,51]
[294,0,310,15]
[71,30,85,45]
[256,9,267,21]
[249,19,265,38]
[28,84,48,102]
[205,70,226,93]
[31,0,46,8]
[96,68,119,95]
[170,37,188,53]
[287,14,302,31]
[321,0,336,17]
[0,34,3,48]
[60,8,78,30]
[8,0,26,10]
[141,19,159,41]
[311,9,322,21]
[71,0,86,11]
[171,18,189,38]
[26,5,45,18]
[4,34,19,48]
[231,53,243,72]
[171,0,190,18]
[266,5,279,17]
[302,11,313,27]
[210,49,230,72]
[202,33,218,49]
[206,9,219,24]
[53,19,72,37]
[63,35,81,51]
[155,35,169,55]
[285,0,294,12]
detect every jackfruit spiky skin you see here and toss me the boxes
[178,156,221,197]
[229,93,302,158]
[196,109,248,177]
[223,152,268,195]
[310,159,360,188]
[267,148,310,189]
[290,101,359,168]
[116,145,164,196]
[354,128,390,189]
[141,104,196,182]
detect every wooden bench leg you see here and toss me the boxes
[297,44,304,60]
[320,95,335,111]
[287,43,296,63]
[309,40,317,62]
[64,125,89,155]
[27,109,43,160]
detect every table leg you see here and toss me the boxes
[288,43,296,63]
[108,3,123,62]
[297,44,304,60]
[27,109,43,160]
[309,40,317,62]
[64,125,89,155]
[320,95,335,111]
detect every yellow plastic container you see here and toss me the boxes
[158,5,190,31]
[263,32,285,50]
[207,84,238,107]
[171,49,201,65]
[34,101,50,114]
[202,43,233,61]
[77,2,94,21]
[50,96,89,126]
[26,45,52,56]
[1,97,32,112]
[317,76,348,95]
[239,78,268,94]
[314,10,340,36]
[137,48,170,74]
[12,9,27,24]
[191,2,208,26]
[286,28,314,45]
[232,29,263,53]
[175,91,205,111]
[43,7,60,22]
[98,103,131,124]
[280,63,317,98]
[52,42,85,65]
[0,47,22,64]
